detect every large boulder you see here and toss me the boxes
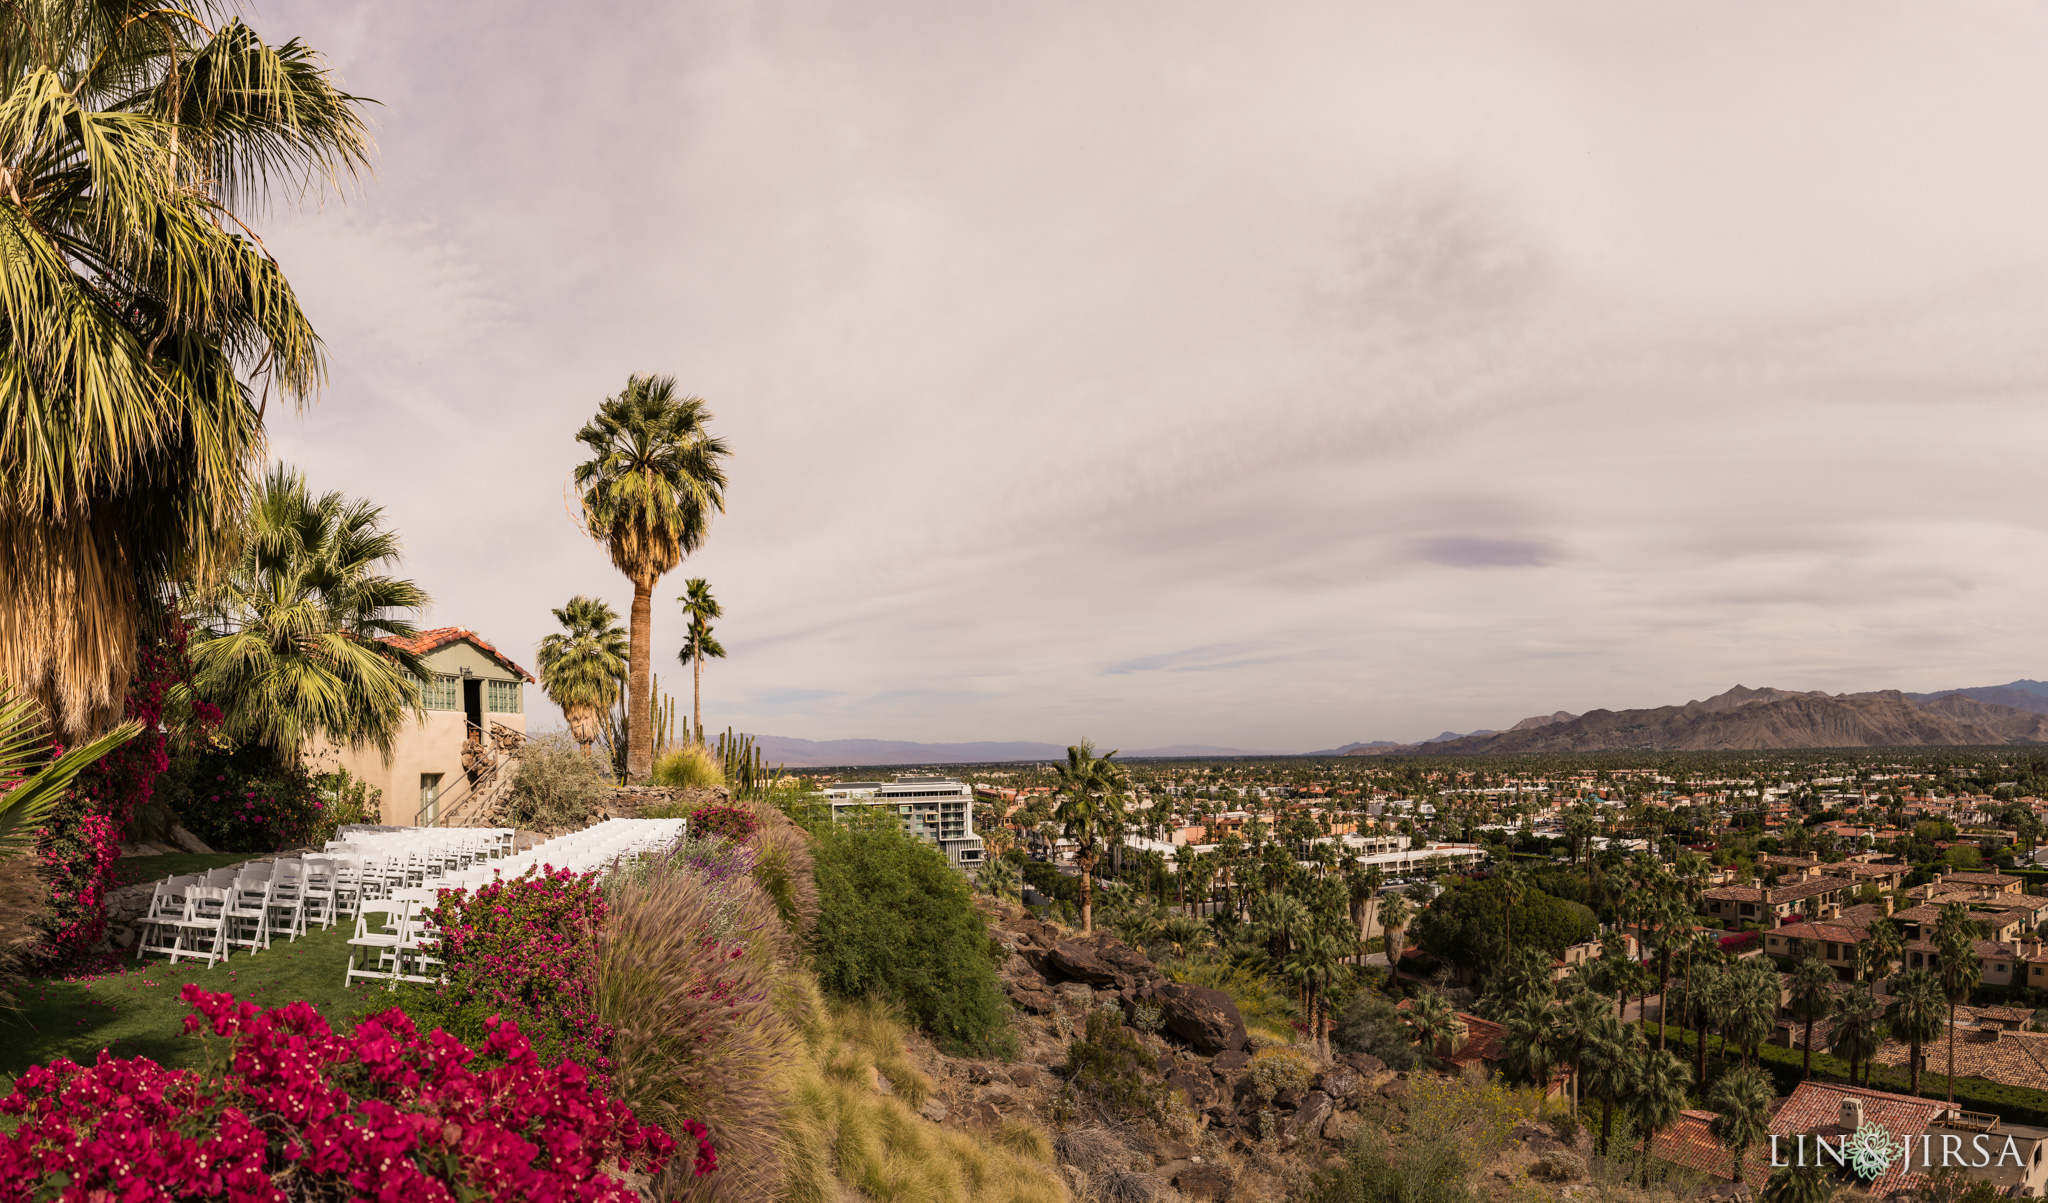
[1317,1065,1362,1101]
[1289,1091,1333,1143]
[168,824,213,854]
[1166,1066,1219,1107]
[1041,937,1160,992]
[1150,982,1247,1054]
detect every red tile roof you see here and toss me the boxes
[382,627,536,683]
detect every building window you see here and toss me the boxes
[417,674,459,710]
[486,679,522,713]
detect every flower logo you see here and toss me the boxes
[1845,1125,1904,1180]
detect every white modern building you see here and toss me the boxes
[822,775,985,870]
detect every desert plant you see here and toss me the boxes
[1061,1008,1173,1123]
[598,835,802,1201]
[653,744,726,789]
[503,730,610,830]
[811,817,1011,1055]
[1246,1046,1317,1106]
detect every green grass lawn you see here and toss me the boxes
[111,852,266,888]
[0,921,400,1089]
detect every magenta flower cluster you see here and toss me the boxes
[423,868,611,1073]
[0,985,709,1202]
[686,804,757,843]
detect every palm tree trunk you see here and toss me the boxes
[1948,1001,1958,1107]
[691,632,704,745]
[626,574,655,781]
[1910,1039,1922,1096]
[1600,1099,1613,1156]
[1803,1016,1814,1078]
[1080,853,1095,934]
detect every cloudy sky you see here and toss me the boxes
[255,0,2048,751]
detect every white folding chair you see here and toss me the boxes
[395,894,443,985]
[267,860,308,944]
[301,856,338,929]
[344,901,405,988]
[223,874,274,954]
[135,876,198,961]
[167,886,231,968]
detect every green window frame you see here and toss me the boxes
[486,679,522,713]
[417,674,459,710]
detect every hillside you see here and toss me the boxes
[1349,685,2048,754]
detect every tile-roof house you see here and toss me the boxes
[1654,1082,1944,1195]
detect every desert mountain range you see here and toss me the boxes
[1344,680,2048,755]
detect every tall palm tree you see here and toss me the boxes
[1283,926,1353,1060]
[1858,917,1904,984]
[190,468,429,762]
[1581,1024,1641,1156]
[537,596,627,757]
[1787,958,1837,1079]
[1934,922,1982,1108]
[572,375,731,781]
[1558,989,1614,1112]
[1628,1047,1692,1186]
[1828,984,1885,1089]
[674,577,722,743]
[1887,968,1947,1097]
[1708,1066,1775,1184]
[1376,890,1413,966]
[1494,860,1526,952]
[1503,992,1566,1096]
[0,5,370,740]
[1722,960,1780,1071]
[1052,739,1127,934]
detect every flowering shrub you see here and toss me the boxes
[34,617,208,961]
[155,742,332,852]
[687,803,757,843]
[412,868,611,1073]
[1719,931,1760,952]
[0,985,707,1201]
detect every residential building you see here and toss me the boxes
[823,776,985,870]
[1700,874,1856,925]
[311,626,532,827]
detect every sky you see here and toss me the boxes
[254,0,2048,751]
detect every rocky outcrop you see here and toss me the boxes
[599,785,728,818]
[1146,982,1247,1054]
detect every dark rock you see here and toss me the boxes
[1318,1065,1363,1100]
[1211,1048,1252,1072]
[1010,987,1058,1015]
[966,1064,997,1086]
[1291,1091,1333,1143]
[1008,1064,1042,1089]
[1152,982,1248,1054]
[1153,1138,1196,1163]
[1323,1110,1361,1143]
[1166,1067,1218,1107]
[1344,1052,1387,1077]
[963,1100,1002,1128]
[1174,1163,1237,1201]
[1273,1087,1303,1111]
[1378,1078,1409,1102]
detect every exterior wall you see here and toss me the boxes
[299,638,529,827]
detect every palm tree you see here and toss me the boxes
[1558,989,1614,1112]
[1887,967,1947,1097]
[1934,923,1982,1108]
[1402,991,1466,1062]
[190,469,430,762]
[1828,984,1885,1089]
[0,685,140,858]
[1629,1047,1692,1186]
[1722,960,1780,1071]
[1858,917,1904,984]
[1376,890,1413,966]
[0,5,370,740]
[1052,739,1127,934]
[1763,1159,1838,1203]
[1495,861,1526,953]
[572,375,732,780]
[1581,1024,1640,1156]
[674,578,723,743]
[1283,927,1353,1060]
[1708,1066,1775,1184]
[537,596,628,757]
[1787,958,1836,1079]
[1503,992,1567,1096]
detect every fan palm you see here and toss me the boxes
[572,375,731,780]
[0,684,139,858]
[1376,890,1413,964]
[1887,968,1946,1097]
[1402,991,1465,1061]
[189,468,428,762]
[1052,739,1127,934]
[0,3,370,739]
[1787,958,1837,1079]
[1628,1046,1692,1185]
[1858,916,1903,983]
[1934,921,1982,1108]
[1763,1159,1838,1203]
[1580,1023,1640,1156]
[1722,959,1781,1071]
[1282,926,1353,1059]
[674,577,723,744]
[1502,993,1566,1096]
[1827,984,1885,1089]
[1708,1065,1775,1183]
[537,596,627,756]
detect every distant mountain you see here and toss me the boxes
[1510,711,1577,731]
[1421,729,1495,743]
[1906,681,2048,715]
[1123,744,1278,758]
[1398,686,2047,755]
[1312,740,1405,755]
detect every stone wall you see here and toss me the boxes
[598,784,729,819]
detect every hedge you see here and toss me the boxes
[1657,1025,2048,1127]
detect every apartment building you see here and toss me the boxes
[823,776,985,870]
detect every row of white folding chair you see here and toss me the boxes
[135,877,235,968]
[343,888,445,989]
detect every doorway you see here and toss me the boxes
[463,677,483,735]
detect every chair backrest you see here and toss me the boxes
[204,867,238,888]
[184,886,229,918]
[148,876,197,917]
[303,856,335,887]
[241,862,273,882]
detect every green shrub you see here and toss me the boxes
[812,817,1011,1055]
[1332,992,1425,1071]
[1060,1008,1171,1123]
[503,731,609,829]
[1246,1047,1317,1105]
[154,741,327,852]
